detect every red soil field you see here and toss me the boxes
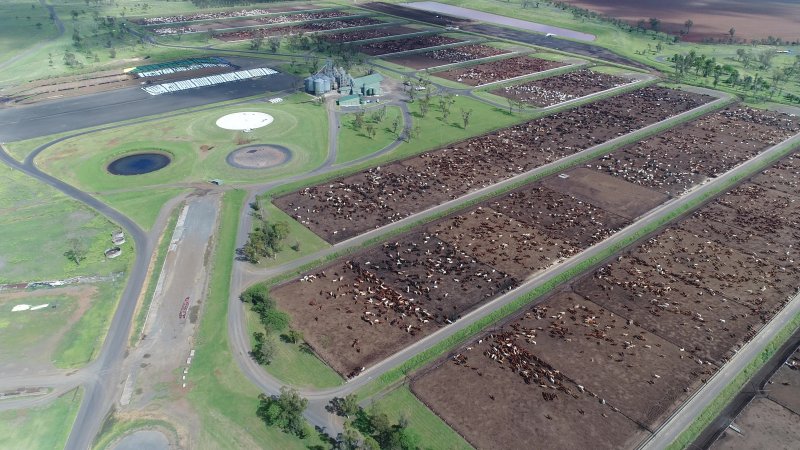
[563,0,800,43]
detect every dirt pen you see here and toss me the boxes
[384,44,510,70]
[411,133,800,450]
[433,55,566,86]
[274,86,712,244]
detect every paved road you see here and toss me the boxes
[0,133,152,449]
[359,2,648,69]
[0,72,297,142]
[401,1,596,41]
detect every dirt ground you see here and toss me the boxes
[590,107,800,196]
[490,69,629,106]
[564,0,800,43]
[275,86,712,244]
[412,289,715,450]
[710,397,800,450]
[133,4,317,25]
[215,17,382,41]
[273,170,654,377]
[322,25,416,43]
[152,10,352,35]
[384,44,509,70]
[411,298,651,450]
[357,35,463,56]
[409,142,800,450]
[433,55,566,86]
[272,232,517,377]
[541,167,668,219]
[767,347,800,414]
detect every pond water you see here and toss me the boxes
[107,152,171,175]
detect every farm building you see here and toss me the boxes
[351,73,383,96]
[337,94,361,107]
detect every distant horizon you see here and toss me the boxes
[562,0,800,42]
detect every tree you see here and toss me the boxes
[250,35,263,51]
[353,110,365,130]
[257,387,308,438]
[712,65,723,87]
[340,394,359,417]
[250,332,275,364]
[460,108,473,129]
[648,17,660,32]
[286,329,302,344]
[365,122,376,139]
[267,36,280,53]
[64,238,87,265]
[390,116,400,135]
[684,19,693,34]
[264,309,289,332]
[729,27,736,40]
[418,97,430,118]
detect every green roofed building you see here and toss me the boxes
[351,73,383,96]
[337,94,361,107]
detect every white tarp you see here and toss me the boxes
[141,68,278,95]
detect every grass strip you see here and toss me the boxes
[129,202,182,346]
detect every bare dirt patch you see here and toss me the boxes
[433,55,566,86]
[711,397,800,450]
[542,167,667,219]
[226,145,291,169]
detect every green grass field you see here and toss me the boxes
[53,280,125,368]
[37,96,328,192]
[253,201,330,269]
[336,105,403,164]
[98,187,188,231]
[0,164,132,284]
[372,386,473,450]
[0,388,83,450]
[0,292,79,364]
[245,308,343,389]
[187,189,329,449]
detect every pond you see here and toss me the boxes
[107,152,171,175]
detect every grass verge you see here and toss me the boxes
[186,189,328,449]
[129,202,182,347]
[98,188,187,232]
[371,386,473,450]
[0,388,83,450]
[336,105,403,164]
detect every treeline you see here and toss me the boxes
[240,202,293,263]
[240,284,296,365]
[326,396,420,450]
[671,50,800,102]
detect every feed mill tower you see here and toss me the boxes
[304,60,349,95]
